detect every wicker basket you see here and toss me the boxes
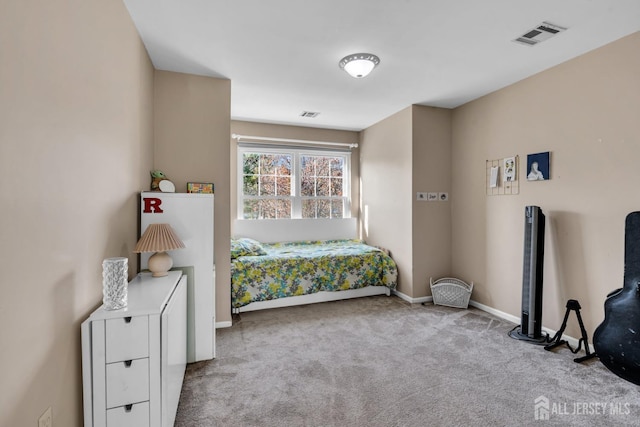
[430,277,473,309]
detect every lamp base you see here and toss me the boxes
[148,251,173,277]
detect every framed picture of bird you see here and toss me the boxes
[187,182,214,194]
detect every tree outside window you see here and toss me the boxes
[239,148,350,220]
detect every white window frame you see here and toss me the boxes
[237,146,351,220]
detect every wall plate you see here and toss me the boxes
[439,192,449,201]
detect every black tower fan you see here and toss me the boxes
[509,206,547,344]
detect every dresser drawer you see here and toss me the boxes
[105,358,150,409]
[106,401,150,427]
[105,316,149,363]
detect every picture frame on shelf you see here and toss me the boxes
[187,182,214,194]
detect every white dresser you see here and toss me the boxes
[81,271,187,427]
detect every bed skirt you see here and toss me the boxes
[234,285,391,313]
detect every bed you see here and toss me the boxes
[231,238,398,312]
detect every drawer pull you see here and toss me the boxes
[124,360,132,367]
[124,316,132,323]
[125,404,133,412]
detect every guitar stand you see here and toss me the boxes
[544,299,598,363]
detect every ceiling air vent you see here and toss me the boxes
[513,21,567,47]
[300,111,320,118]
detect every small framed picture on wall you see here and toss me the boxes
[526,152,550,181]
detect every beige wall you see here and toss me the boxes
[360,106,453,298]
[360,107,414,294]
[452,32,640,337]
[412,106,452,296]
[154,71,232,324]
[0,1,154,426]
[230,120,360,222]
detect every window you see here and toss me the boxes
[238,146,350,220]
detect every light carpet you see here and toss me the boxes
[175,295,639,427]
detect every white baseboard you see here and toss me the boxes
[468,300,520,324]
[392,289,433,304]
[216,321,233,329]
[468,299,594,354]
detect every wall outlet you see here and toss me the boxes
[438,192,449,201]
[38,407,52,427]
[417,192,442,202]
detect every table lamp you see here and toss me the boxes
[134,223,185,277]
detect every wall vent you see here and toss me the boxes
[512,21,567,47]
[300,111,320,118]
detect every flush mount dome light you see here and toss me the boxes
[339,53,380,78]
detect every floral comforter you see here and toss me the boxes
[231,239,398,308]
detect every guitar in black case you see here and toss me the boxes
[593,211,640,385]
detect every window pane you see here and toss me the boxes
[301,156,316,198]
[302,199,316,218]
[260,200,276,219]
[260,154,277,174]
[275,199,291,219]
[275,155,292,176]
[243,153,259,175]
[317,199,331,218]
[316,177,330,196]
[331,199,344,218]
[243,200,260,219]
[330,177,342,197]
[301,156,315,174]
[301,177,315,197]
[276,176,291,195]
[316,157,330,176]
[259,176,276,196]
[243,175,258,196]
[331,157,343,177]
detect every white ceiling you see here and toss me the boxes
[123,0,640,131]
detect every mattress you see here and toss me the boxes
[231,239,398,308]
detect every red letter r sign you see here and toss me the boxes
[143,197,163,213]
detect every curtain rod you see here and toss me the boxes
[232,134,358,149]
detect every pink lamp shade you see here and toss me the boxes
[134,223,185,277]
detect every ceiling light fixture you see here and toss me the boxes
[339,53,380,78]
